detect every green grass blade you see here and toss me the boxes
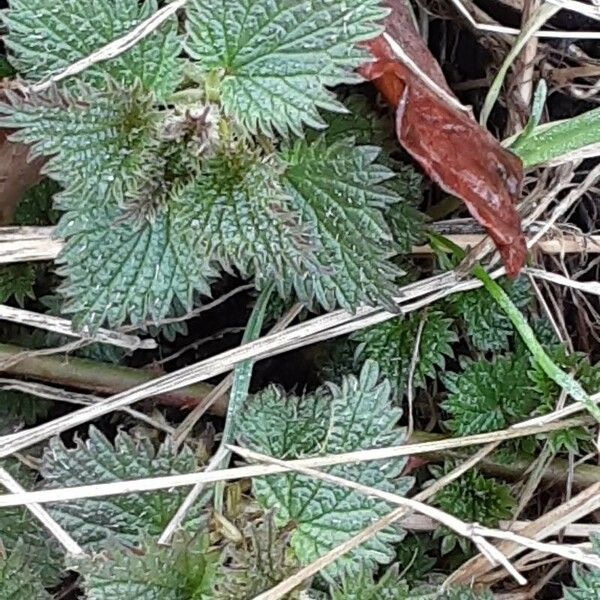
[430,233,600,423]
[510,106,600,168]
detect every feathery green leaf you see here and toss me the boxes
[449,276,531,352]
[443,354,537,436]
[563,536,600,600]
[0,543,51,600]
[431,466,515,555]
[0,264,36,306]
[354,311,457,395]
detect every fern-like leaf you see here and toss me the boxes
[449,276,530,352]
[442,354,537,436]
[563,535,600,600]
[238,360,412,579]
[329,563,411,599]
[431,466,515,555]
[13,179,60,226]
[0,391,52,431]
[40,427,207,549]
[3,0,182,99]
[353,311,457,395]
[185,0,387,136]
[282,138,401,312]
[0,543,51,599]
[73,534,218,600]
[0,264,36,306]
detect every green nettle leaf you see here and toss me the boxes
[215,511,300,599]
[73,534,218,600]
[0,85,159,210]
[442,354,538,436]
[329,563,411,599]
[3,0,182,99]
[563,536,600,600]
[185,0,387,136]
[0,461,64,586]
[0,264,36,306]
[174,154,318,296]
[431,466,515,555]
[449,276,531,352]
[238,360,413,579]
[353,311,457,395]
[282,138,402,312]
[56,202,215,330]
[0,543,52,599]
[40,427,207,549]
[530,348,600,411]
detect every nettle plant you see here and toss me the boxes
[0,0,426,333]
[2,0,600,598]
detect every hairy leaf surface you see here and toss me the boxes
[3,0,182,98]
[41,427,207,549]
[185,0,387,135]
[74,535,217,600]
[174,156,317,296]
[238,360,412,578]
[443,355,537,436]
[353,311,457,394]
[0,86,158,210]
[282,138,401,312]
[449,276,530,352]
[56,202,214,330]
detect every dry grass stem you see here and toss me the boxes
[235,446,530,587]
[0,268,501,459]
[30,0,188,93]
[0,304,156,350]
[450,0,600,38]
[526,267,600,295]
[6,227,600,266]
[0,418,584,509]
[0,226,61,264]
[0,378,175,434]
[235,447,600,577]
[250,442,512,599]
[158,303,303,544]
[446,480,600,585]
[0,465,84,556]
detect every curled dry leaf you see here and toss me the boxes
[359,0,527,277]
